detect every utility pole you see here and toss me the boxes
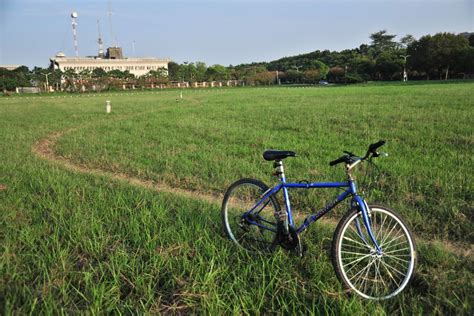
[400,54,410,82]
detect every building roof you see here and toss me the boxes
[0,65,23,70]
[50,57,171,63]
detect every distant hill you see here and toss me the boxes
[233,49,355,72]
[459,32,474,39]
[233,31,474,71]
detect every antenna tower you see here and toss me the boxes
[108,0,117,47]
[71,11,79,57]
[97,20,104,57]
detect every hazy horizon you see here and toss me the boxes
[0,0,472,68]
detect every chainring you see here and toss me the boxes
[277,223,301,253]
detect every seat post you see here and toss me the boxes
[273,160,286,182]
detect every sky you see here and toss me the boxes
[0,0,472,68]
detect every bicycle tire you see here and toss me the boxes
[221,178,280,252]
[332,205,416,300]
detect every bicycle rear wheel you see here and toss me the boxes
[221,178,280,252]
[332,205,416,300]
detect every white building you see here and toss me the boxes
[50,47,171,77]
[0,65,23,71]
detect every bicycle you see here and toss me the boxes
[221,141,416,300]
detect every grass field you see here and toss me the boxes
[1,82,473,314]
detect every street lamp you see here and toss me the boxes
[400,55,410,82]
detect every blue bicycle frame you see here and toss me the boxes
[242,175,382,252]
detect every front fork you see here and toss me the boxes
[352,195,382,254]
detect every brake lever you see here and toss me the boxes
[372,151,388,158]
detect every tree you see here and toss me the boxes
[31,67,48,90]
[468,34,474,47]
[205,65,229,81]
[92,67,106,78]
[350,56,375,80]
[400,34,416,50]
[284,70,303,84]
[430,33,469,79]
[253,71,275,85]
[408,33,469,79]
[146,68,168,84]
[182,62,197,82]
[370,30,398,57]
[407,35,435,79]
[308,60,329,78]
[63,68,79,91]
[327,67,345,83]
[195,62,207,81]
[374,51,402,80]
[108,69,128,79]
[167,62,181,81]
[302,70,321,83]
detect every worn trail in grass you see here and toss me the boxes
[32,116,473,259]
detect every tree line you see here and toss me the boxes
[221,30,473,84]
[1,30,473,92]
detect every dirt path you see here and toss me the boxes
[32,130,223,206]
[32,128,473,259]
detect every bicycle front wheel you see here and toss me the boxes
[332,205,416,300]
[221,178,280,252]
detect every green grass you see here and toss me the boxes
[1,83,473,314]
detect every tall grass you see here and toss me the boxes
[1,83,473,314]
[55,84,473,242]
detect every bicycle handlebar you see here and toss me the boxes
[329,155,349,166]
[329,140,386,167]
[364,140,385,159]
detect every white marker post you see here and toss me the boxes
[106,100,111,113]
[180,91,183,99]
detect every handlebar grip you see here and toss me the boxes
[368,140,385,153]
[329,155,347,166]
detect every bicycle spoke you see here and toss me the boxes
[380,258,406,279]
[376,211,387,242]
[384,253,410,263]
[382,236,408,251]
[343,236,372,250]
[380,220,402,246]
[384,255,409,271]
[336,207,415,299]
[341,250,370,256]
[383,247,411,255]
[342,253,372,268]
[349,257,376,284]
[223,180,280,253]
[374,259,386,296]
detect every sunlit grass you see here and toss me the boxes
[0,83,473,314]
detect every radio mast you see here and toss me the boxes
[108,0,117,47]
[71,11,79,57]
[97,19,104,58]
